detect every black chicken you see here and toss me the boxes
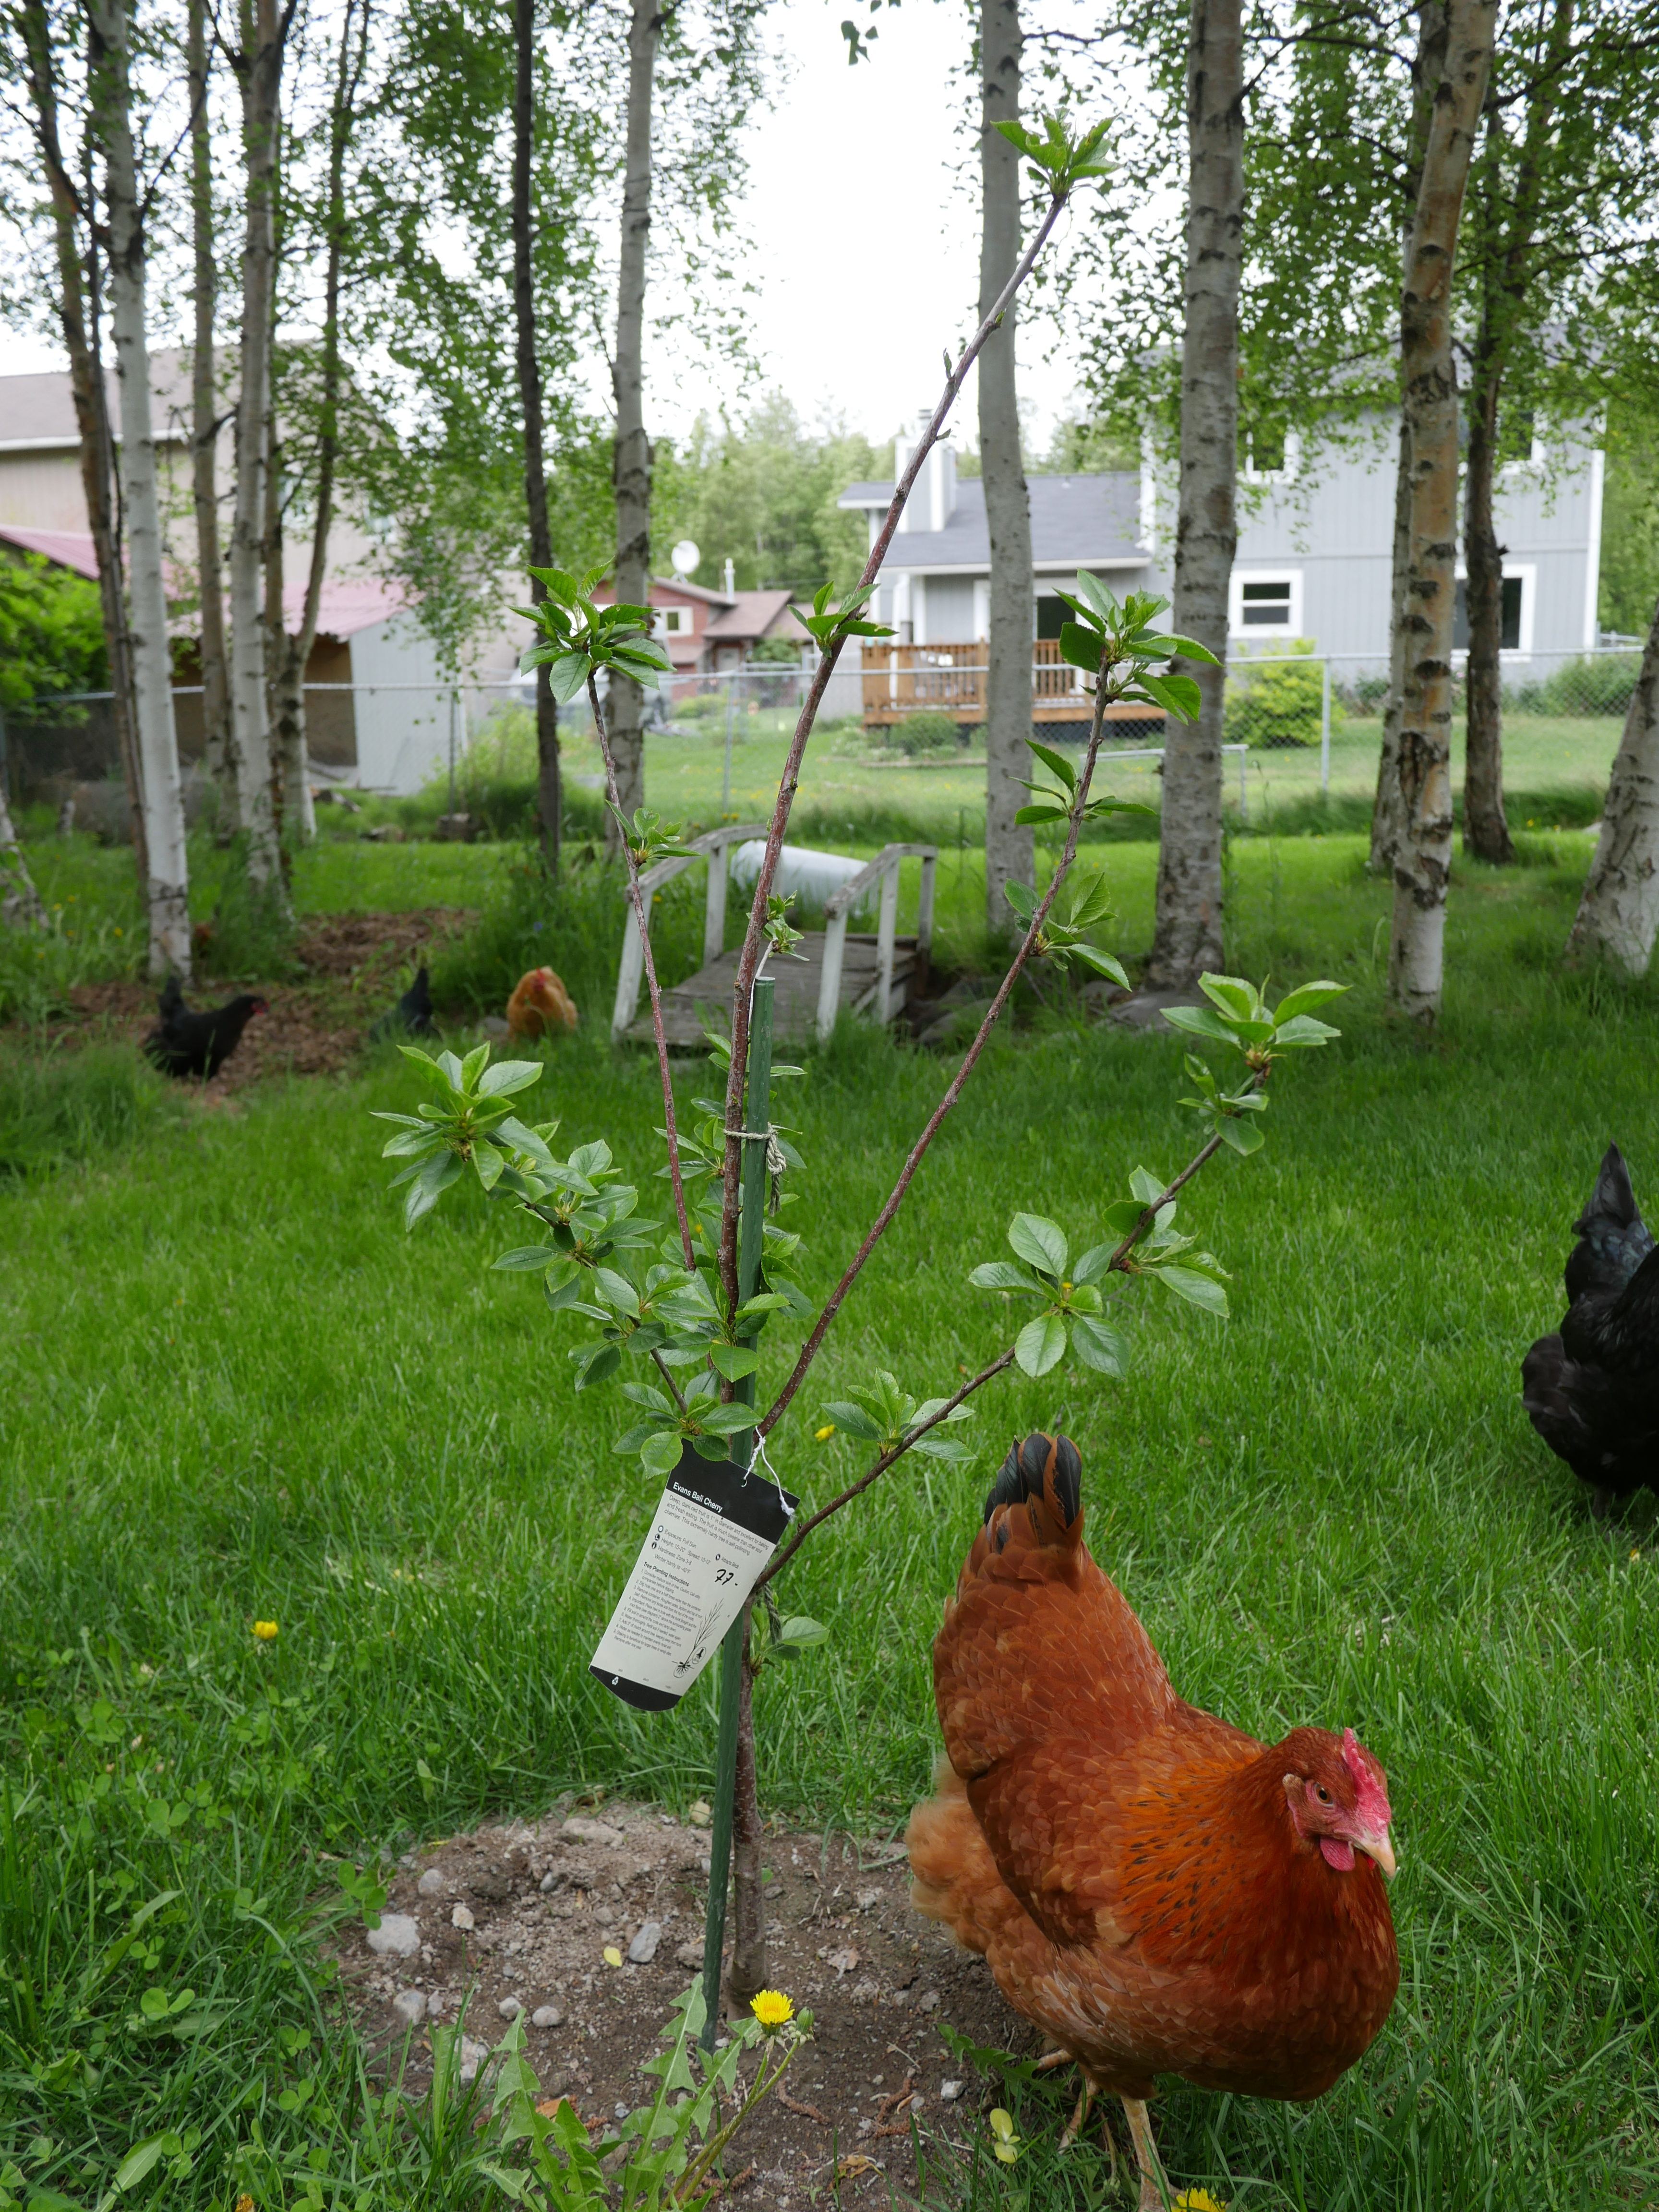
[369,962,435,1040]
[1522,1144,1659,1515]
[143,981,267,1081]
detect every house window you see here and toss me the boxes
[1240,427,1300,484]
[1229,570,1302,635]
[1034,595,1068,640]
[654,607,690,638]
[1453,576,1523,651]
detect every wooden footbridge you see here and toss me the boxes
[612,823,939,1047]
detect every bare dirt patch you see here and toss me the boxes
[333,1797,1039,2206]
[37,907,474,1092]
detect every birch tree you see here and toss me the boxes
[269,0,370,848]
[225,0,290,900]
[607,0,661,835]
[515,0,561,871]
[1145,0,1241,990]
[1386,0,1497,1022]
[1565,595,1659,969]
[16,0,146,876]
[979,0,1034,933]
[88,0,192,979]
[188,0,234,826]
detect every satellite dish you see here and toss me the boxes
[671,539,700,579]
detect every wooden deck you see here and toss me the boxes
[859,639,1169,731]
[624,933,924,1049]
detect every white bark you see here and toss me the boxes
[90,0,192,980]
[0,776,48,930]
[228,0,287,895]
[979,0,1034,934]
[1387,0,1496,1022]
[607,0,659,836]
[1147,0,1241,988]
[1566,592,1659,972]
[189,0,236,827]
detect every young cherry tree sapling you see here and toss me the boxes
[371,109,1347,2018]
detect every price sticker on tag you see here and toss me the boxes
[590,1445,797,1711]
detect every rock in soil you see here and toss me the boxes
[366,1913,421,1958]
[332,1799,1041,2203]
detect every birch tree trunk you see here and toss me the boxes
[89,0,192,981]
[1461,314,1515,862]
[1566,589,1659,972]
[1462,0,1572,866]
[1370,419,1414,872]
[978,0,1034,935]
[1370,2,1445,879]
[0,777,48,931]
[516,0,560,872]
[270,0,362,851]
[20,0,145,877]
[188,0,235,831]
[1146,0,1241,988]
[607,0,659,837]
[1387,0,1496,1022]
[228,0,288,898]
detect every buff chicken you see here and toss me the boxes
[506,965,578,1038]
[907,1433,1399,2208]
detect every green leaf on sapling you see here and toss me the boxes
[969,1260,1047,1294]
[708,1344,760,1382]
[1217,1118,1266,1154]
[1271,979,1347,1024]
[1128,1166,1166,1205]
[1100,1200,1149,1237]
[640,1431,684,1475]
[1153,1266,1229,1316]
[1160,1004,1241,1046]
[471,1141,504,1192]
[1271,1014,1343,1049]
[821,1401,884,1441]
[1058,621,1103,673]
[477,1059,544,1098]
[1024,738,1079,792]
[1014,1313,1068,1377]
[1007,1213,1068,1278]
[1070,1316,1126,1375]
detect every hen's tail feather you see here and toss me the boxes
[983,1431,1082,1536]
[906,1755,1022,1960]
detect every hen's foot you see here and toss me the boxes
[1058,2078,1095,2153]
[1035,2048,1073,2073]
[1122,2096,1167,2211]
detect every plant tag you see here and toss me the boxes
[590,1445,796,1712]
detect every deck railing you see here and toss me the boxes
[858,640,1161,727]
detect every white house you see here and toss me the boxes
[839,407,1606,671]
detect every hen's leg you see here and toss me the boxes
[1058,2074,1095,2152]
[1035,2049,1073,2072]
[1122,2096,1167,2212]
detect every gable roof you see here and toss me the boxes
[0,349,208,451]
[0,524,101,577]
[837,472,1148,572]
[704,589,806,643]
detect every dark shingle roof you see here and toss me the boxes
[836,473,1146,570]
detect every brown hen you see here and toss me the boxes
[907,1433,1399,2208]
[506,965,578,1038]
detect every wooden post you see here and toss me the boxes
[703,836,729,966]
[817,908,849,1040]
[916,851,937,995]
[612,907,647,1040]
[701,974,773,2045]
[875,860,899,1023]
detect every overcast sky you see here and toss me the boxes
[0,0,1085,459]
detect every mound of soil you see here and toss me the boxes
[333,1798,1042,2206]
[42,907,476,1093]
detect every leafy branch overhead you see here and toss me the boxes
[517,562,674,705]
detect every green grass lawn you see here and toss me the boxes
[3,830,1658,2208]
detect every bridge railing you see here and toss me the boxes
[611,820,767,1041]
[816,842,938,1039]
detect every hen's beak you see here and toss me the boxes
[1356,1826,1397,1881]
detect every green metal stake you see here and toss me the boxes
[700,974,774,2050]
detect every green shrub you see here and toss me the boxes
[0,903,140,1024]
[1522,654,1641,720]
[1225,644,1328,749]
[890,708,961,755]
[0,1043,180,1179]
[672,689,726,721]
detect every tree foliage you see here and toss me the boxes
[0,551,107,715]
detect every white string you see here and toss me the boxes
[745,1431,793,1516]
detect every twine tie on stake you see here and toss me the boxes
[725,1121,788,1214]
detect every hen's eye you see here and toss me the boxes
[1314,1785,1332,1804]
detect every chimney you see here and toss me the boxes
[723,556,735,595]
[894,406,956,536]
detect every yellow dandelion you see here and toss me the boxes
[236,2197,256,2212]
[815,1424,835,1442]
[252,1620,279,1641]
[988,2108,1021,2164]
[603,1945,623,1967]
[1173,2193,1228,2212]
[750,1989,794,2030]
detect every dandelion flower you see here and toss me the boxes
[236,2197,255,2212]
[252,1620,279,1641]
[988,2108,1021,2164]
[750,1989,794,2030]
[815,1424,835,1442]
[1173,2193,1228,2211]
[603,1945,623,1967]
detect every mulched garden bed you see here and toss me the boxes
[333,1795,1043,2207]
[35,907,475,1092]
